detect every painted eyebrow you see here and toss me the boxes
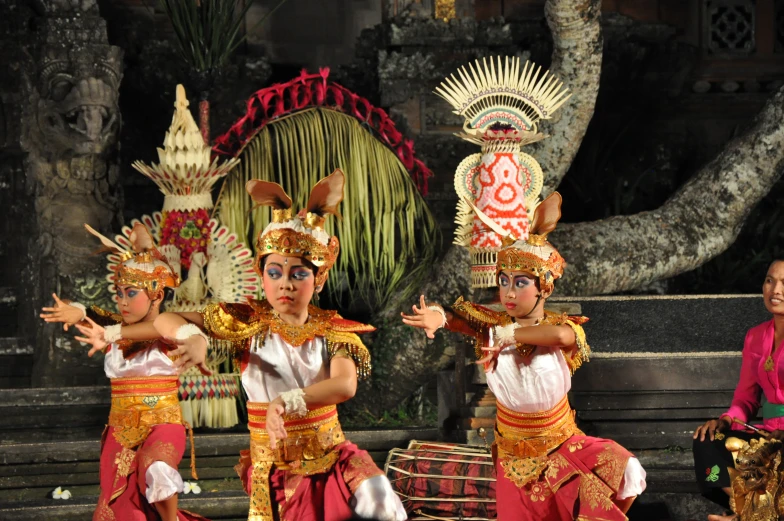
[266,261,308,269]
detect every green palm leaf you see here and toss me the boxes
[215,107,440,312]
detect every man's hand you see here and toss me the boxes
[693,417,732,442]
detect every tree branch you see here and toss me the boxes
[530,0,603,196]
[553,86,784,295]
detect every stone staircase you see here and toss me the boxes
[439,294,770,521]
[0,386,440,520]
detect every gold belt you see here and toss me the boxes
[246,402,345,521]
[494,397,583,459]
[107,376,197,479]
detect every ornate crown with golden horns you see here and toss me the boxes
[86,223,180,301]
[247,169,344,287]
[466,192,565,294]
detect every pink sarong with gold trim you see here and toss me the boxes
[494,397,635,521]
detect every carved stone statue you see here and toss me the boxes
[18,1,123,385]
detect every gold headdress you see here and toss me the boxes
[436,56,570,288]
[86,223,180,300]
[467,192,565,294]
[247,169,344,287]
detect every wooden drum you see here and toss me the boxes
[385,440,496,520]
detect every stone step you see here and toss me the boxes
[0,490,250,521]
[0,385,111,431]
[549,294,769,354]
[0,429,440,521]
[0,337,32,356]
[0,429,440,466]
[0,449,395,493]
[0,286,16,306]
[0,338,33,389]
[571,352,741,393]
[462,390,736,421]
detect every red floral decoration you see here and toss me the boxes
[160,208,212,269]
[212,68,433,195]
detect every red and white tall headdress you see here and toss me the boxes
[436,56,570,288]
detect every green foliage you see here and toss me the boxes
[160,0,288,74]
[340,391,438,429]
[216,107,440,314]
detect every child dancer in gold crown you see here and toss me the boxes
[41,223,207,521]
[401,193,647,520]
[71,170,407,521]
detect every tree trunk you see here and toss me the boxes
[530,0,603,196]
[343,246,475,420]
[553,84,784,296]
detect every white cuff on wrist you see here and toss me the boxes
[104,324,122,344]
[174,323,209,345]
[427,305,447,329]
[70,302,87,322]
[494,323,519,346]
[279,389,307,418]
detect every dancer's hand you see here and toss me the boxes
[266,398,287,449]
[693,417,731,441]
[167,335,212,376]
[476,343,502,373]
[40,293,84,331]
[401,295,444,339]
[74,317,109,356]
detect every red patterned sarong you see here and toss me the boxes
[494,397,634,521]
[236,402,384,521]
[94,376,207,521]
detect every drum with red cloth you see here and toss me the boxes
[385,440,496,520]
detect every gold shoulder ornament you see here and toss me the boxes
[325,329,372,381]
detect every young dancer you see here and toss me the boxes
[40,223,206,521]
[77,170,407,521]
[402,194,647,521]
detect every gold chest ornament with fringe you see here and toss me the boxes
[201,298,374,380]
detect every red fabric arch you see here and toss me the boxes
[212,68,433,194]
